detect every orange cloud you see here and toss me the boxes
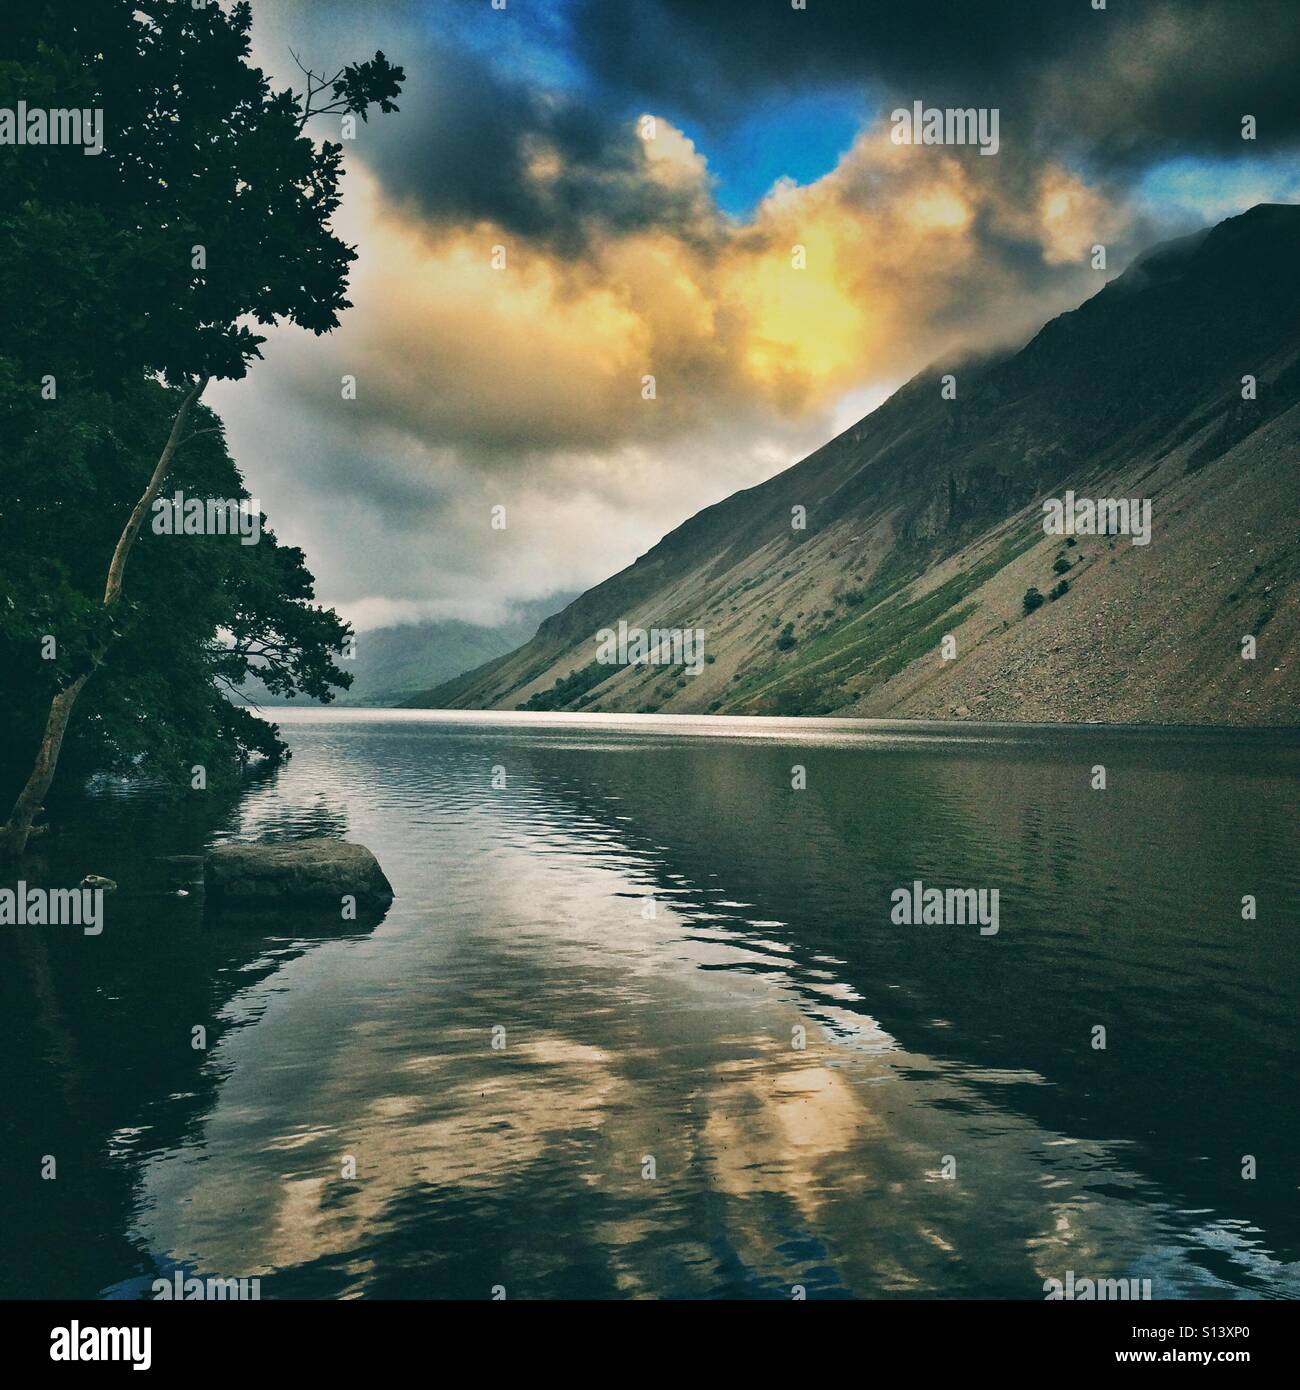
[300,118,1131,463]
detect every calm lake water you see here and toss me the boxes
[3,710,1299,1300]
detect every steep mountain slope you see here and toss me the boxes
[409,205,1300,724]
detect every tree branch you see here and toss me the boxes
[176,425,221,451]
[290,48,350,130]
[104,376,208,607]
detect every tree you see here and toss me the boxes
[0,1,404,854]
[0,376,355,797]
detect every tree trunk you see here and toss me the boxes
[0,376,208,857]
[103,375,208,606]
[0,675,90,856]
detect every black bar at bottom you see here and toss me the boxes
[6,1296,1281,1374]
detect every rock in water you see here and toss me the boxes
[204,839,394,907]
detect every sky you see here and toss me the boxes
[209,0,1300,633]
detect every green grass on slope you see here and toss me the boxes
[726,533,1035,716]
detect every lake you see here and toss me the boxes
[3,710,1298,1299]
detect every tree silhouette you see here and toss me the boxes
[0,1,404,853]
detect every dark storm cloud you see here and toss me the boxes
[359,43,715,256]
[570,0,1300,166]
[252,0,715,254]
[570,0,1096,110]
[1039,1,1300,166]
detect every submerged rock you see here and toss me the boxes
[204,839,394,907]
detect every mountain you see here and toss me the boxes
[331,604,567,706]
[408,205,1300,725]
[236,593,576,707]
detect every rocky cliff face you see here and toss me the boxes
[409,205,1300,725]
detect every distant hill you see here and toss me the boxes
[410,205,1300,725]
[235,593,576,708]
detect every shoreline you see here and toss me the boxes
[252,704,1300,738]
